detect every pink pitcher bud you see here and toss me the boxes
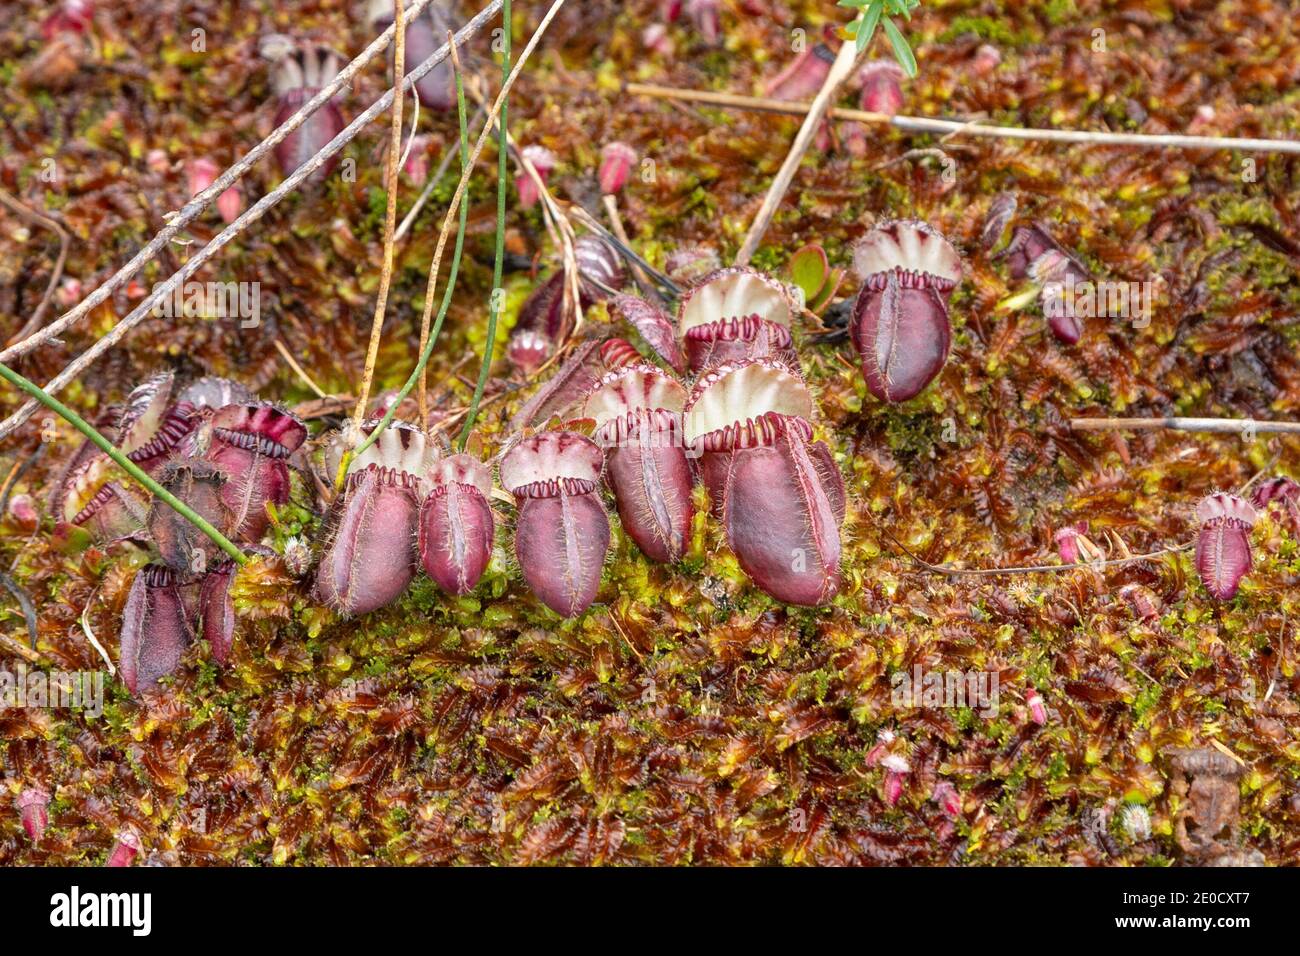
[660,0,683,21]
[56,276,82,308]
[40,0,94,40]
[8,493,38,527]
[851,220,962,403]
[1054,521,1089,563]
[881,754,909,806]
[685,0,721,44]
[187,158,243,224]
[643,23,674,56]
[677,267,798,373]
[765,43,835,101]
[146,149,171,174]
[865,729,895,766]
[501,432,611,618]
[403,134,436,186]
[516,145,557,210]
[582,364,693,563]
[418,455,495,596]
[216,183,243,224]
[1195,493,1256,601]
[599,141,638,195]
[17,788,50,843]
[106,829,142,867]
[972,44,1002,76]
[858,60,906,116]
[1251,476,1299,511]
[1025,685,1047,725]
[187,157,217,194]
[932,781,961,819]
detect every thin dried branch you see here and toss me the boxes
[734,41,861,267]
[348,0,409,443]
[274,339,328,399]
[1071,417,1300,435]
[626,83,1300,155]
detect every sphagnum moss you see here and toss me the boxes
[3,0,1300,866]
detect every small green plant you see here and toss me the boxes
[788,244,844,315]
[839,0,921,76]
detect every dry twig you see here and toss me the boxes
[1071,417,1300,435]
[348,0,410,443]
[733,42,861,266]
[626,83,1300,155]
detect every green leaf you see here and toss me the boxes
[810,268,845,313]
[882,16,917,77]
[789,245,830,305]
[857,3,883,55]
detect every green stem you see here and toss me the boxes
[352,51,474,463]
[0,362,247,566]
[457,0,511,452]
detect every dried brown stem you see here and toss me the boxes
[348,0,409,442]
[1071,416,1300,435]
[733,41,860,267]
[626,83,1300,155]
[274,339,329,399]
